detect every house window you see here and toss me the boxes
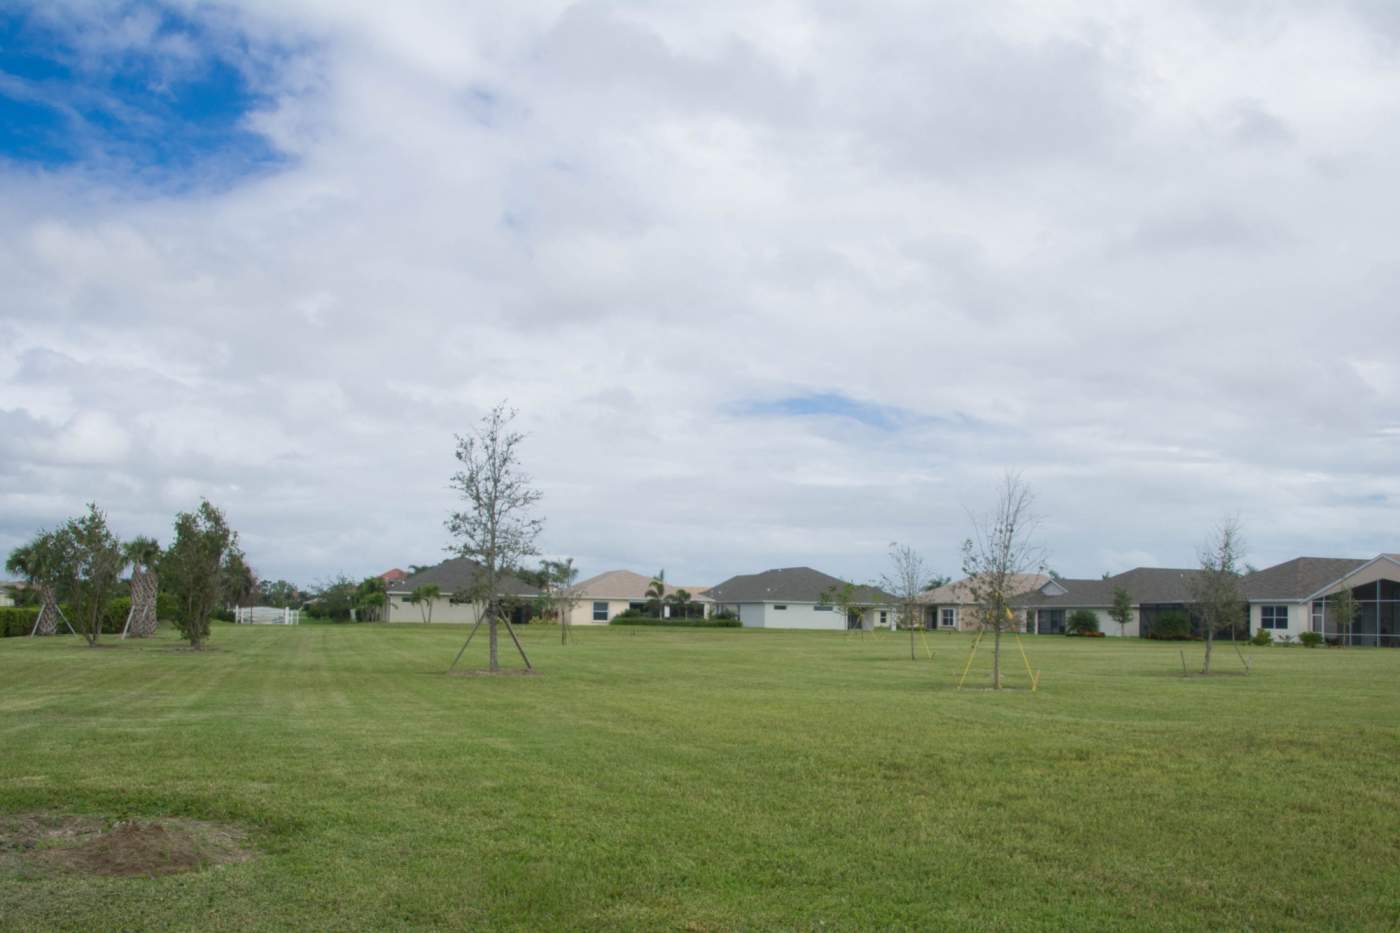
[1311,601,1324,632]
[1261,605,1288,630]
[774,604,787,611]
[941,607,956,628]
[814,604,832,611]
[879,611,888,625]
[592,601,608,622]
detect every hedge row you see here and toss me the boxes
[609,615,742,628]
[0,593,183,638]
[0,607,38,637]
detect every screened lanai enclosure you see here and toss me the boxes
[1315,579,1400,647]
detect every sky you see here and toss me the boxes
[3,1,1400,590]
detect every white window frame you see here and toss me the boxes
[592,601,608,622]
[1261,604,1288,631]
[941,607,957,628]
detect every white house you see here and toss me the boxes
[1241,554,1400,645]
[705,567,895,631]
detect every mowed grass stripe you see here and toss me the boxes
[1,623,1398,930]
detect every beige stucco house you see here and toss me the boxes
[563,570,710,625]
[706,567,895,630]
[917,574,1051,632]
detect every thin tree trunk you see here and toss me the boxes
[488,600,499,672]
[993,628,1002,689]
[909,625,916,661]
[1202,627,1213,674]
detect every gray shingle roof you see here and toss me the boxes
[1017,567,1205,607]
[392,557,539,598]
[1240,557,1368,601]
[707,567,893,605]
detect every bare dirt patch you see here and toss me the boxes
[0,813,253,880]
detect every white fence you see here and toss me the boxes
[234,606,301,625]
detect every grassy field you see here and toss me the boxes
[1,623,1398,931]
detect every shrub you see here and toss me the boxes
[610,615,741,628]
[0,607,39,637]
[1300,631,1323,648]
[1147,610,1194,640]
[1251,627,1273,646]
[1066,609,1100,635]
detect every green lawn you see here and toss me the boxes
[2,624,1398,931]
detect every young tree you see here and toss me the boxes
[1188,516,1246,675]
[163,500,237,649]
[408,583,441,623]
[57,504,126,647]
[646,569,667,618]
[881,542,928,660]
[961,473,1045,689]
[820,581,874,635]
[122,535,162,638]
[547,558,582,643]
[446,402,543,673]
[1331,584,1360,647]
[1108,586,1134,638]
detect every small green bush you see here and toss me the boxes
[610,615,741,628]
[1147,610,1194,640]
[1251,627,1273,646]
[1066,609,1100,635]
[0,607,39,637]
[1300,631,1323,648]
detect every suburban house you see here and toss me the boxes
[1241,555,1399,646]
[1014,568,1211,637]
[968,555,1400,645]
[384,557,540,624]
[0,580,16,608]
[706,567,895,630]
[563,570,710,625]
[917,574,1050,632]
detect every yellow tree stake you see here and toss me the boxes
[957,630,984,689]
[1015,633,1037,692]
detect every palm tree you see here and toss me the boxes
[645,569,666,619]
[122,535,162,638]
[408,583,441,623]
[665,587,693,619]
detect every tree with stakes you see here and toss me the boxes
[122,535,162,638]
[163,500,237,649]
[960,473,1046,689]
[446,402,543,673]
[6,532,77,637]
[1188,516,1246,675]
[881,542,929,660]
[1108,586,1134,638]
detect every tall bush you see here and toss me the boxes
[162,500,236,649]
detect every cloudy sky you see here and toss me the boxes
[3,1,1399,590]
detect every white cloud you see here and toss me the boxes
[2,1,1399,586]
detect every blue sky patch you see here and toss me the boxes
[0,6,285,187]
[735,392,909,430]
